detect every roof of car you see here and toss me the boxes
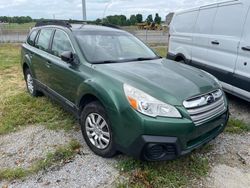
[34,20,125,33]
[71,24,124,32]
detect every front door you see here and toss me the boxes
[46,29,83,105]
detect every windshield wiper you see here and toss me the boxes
[93,59,128,64]
[93,56,162,64]
[135,56,161,61]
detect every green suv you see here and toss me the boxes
[21,21,229,161]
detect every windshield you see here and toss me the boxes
[74,31,159,64]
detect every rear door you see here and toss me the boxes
[234,6,250,97]
[205,1,247,84]
[32,28,54,86]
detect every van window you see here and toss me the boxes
[195,7,217,34]
[173,11,198,33]
[51,30,73,57]
[36,29,54,51]
[212,3,245,37]
[27,30,38,46]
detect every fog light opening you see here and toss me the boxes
[145,144,167,160]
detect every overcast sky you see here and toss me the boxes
[0,0,222,20]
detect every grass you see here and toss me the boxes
[0,140,81,181]
[117,153,209,188]
[152,46,167,58]
[0,44,21,70]
[226,118,250,134]
[0,44,77,134]
[0,92,77,134]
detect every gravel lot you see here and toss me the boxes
[228,94,250,124]
[204,133,250,188]
[0,94,250,188]
[0,126,119,188]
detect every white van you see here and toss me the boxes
[168,0,250,102]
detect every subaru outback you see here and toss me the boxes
[21,21,229,161]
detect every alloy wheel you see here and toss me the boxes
[85,113,111,150]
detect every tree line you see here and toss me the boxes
[0,13,162,26]
[95,13,162,26]
[0,16,33,24]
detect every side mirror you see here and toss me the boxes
[61,51,74,64]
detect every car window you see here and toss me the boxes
[75,31,157,63]
[27,30,38,46]
[51,30,73,57]
[36,29,54,51]
[172,10,199,33]
[195,7,217,34]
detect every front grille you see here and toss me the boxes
[183,89,226,126]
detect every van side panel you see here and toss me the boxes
[204,2,248,84]
[191,6,217,66]
[234,5,250,95]
[169,10,199,61]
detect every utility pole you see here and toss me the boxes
[82,0,87,21]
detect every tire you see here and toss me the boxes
[178,59,185,64]
[24,69,42,97]
[80,101,116,158]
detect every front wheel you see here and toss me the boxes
[80,101,116,158]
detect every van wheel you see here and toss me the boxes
[24,69,42,97]
[177,59,185,64]
[80,101,116,158]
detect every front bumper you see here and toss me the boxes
[118,109,229,161]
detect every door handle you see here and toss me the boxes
[211,41,220,45]
[46,61,52,68]
[242,46,250,51]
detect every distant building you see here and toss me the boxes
[165,12,174,25]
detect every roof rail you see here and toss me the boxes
[35,20,72,28]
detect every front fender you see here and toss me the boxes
[76,79,123,113]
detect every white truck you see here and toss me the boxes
[168,0,250,102]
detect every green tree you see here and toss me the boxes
[136,14,143,23]
[129,15,137,25]
[146,14,153,24]
[95,18,102,25]
[154,13,162,24]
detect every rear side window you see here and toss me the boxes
[51,30,73,57]
[36,29,54,51]
[172,11,199,33]
[195,7,217,34]
[27,30,38,46]
[212,3,245,37]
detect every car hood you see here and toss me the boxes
[94,58,219,106]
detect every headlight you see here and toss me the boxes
[123,84,182,118]
[201,70,222,88]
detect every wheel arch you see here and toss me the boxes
[22,63,30,77]
[175,53,187,62]
[77,84,119,117]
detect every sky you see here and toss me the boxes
[0,0,222,20]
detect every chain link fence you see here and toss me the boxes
[0,25,168,45]
[0,24,30,43]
